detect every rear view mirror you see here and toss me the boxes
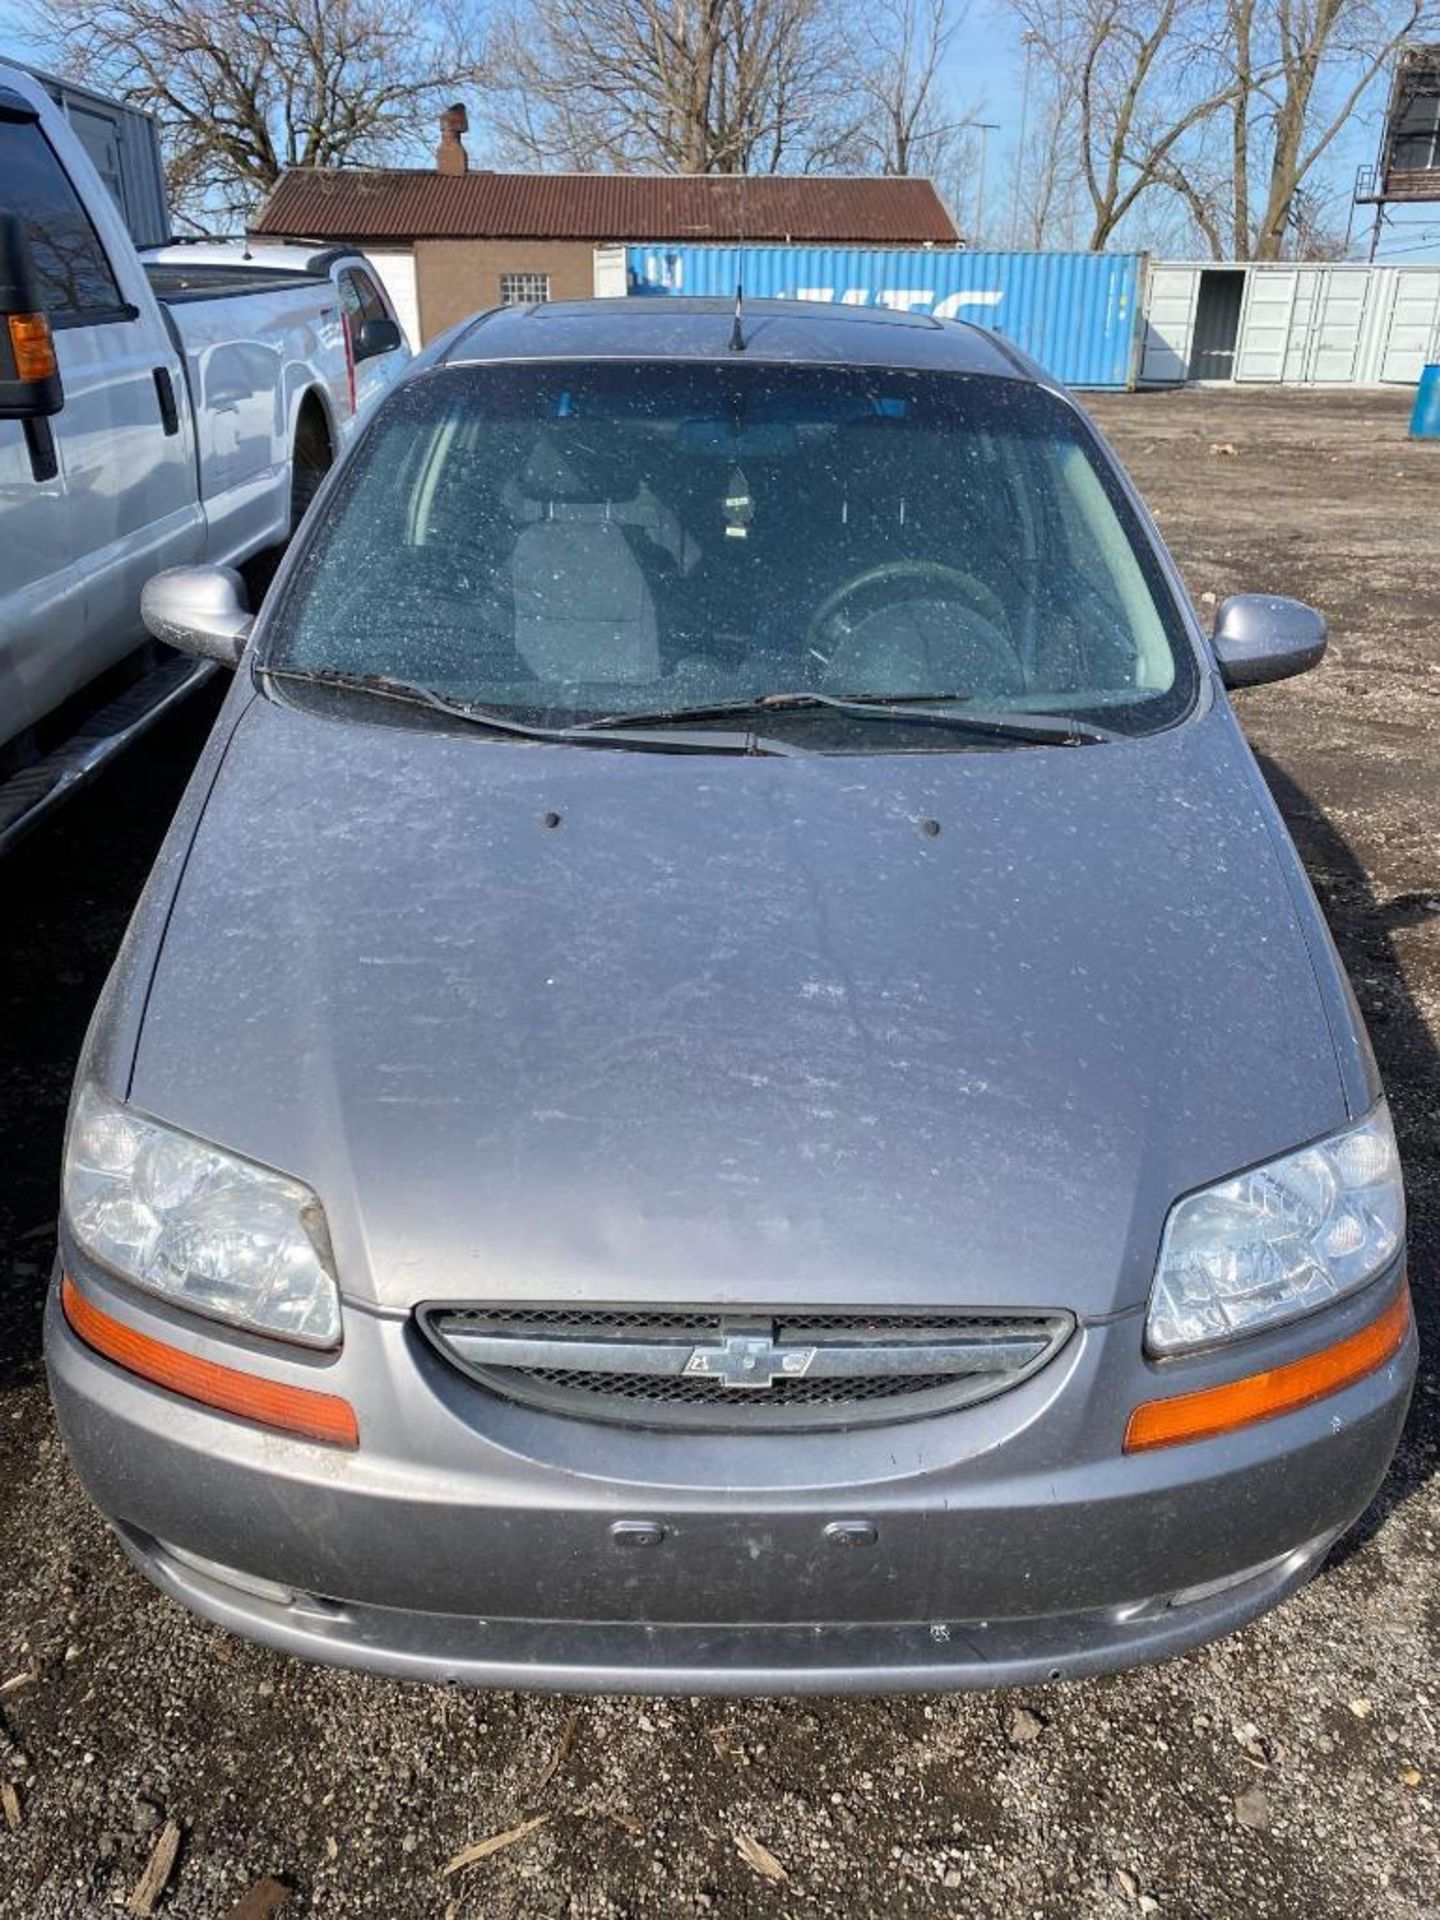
[0,212,63,420]
[1212,594,1327,689]
[142,566,253,667]
[677,419,799,457]
[355,316,402,360]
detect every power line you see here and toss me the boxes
[1375,235,1440,257]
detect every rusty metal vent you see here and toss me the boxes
[417,1305,1073,1431]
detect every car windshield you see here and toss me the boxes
[263,359,1197,741]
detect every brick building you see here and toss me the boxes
[250,106,960,346]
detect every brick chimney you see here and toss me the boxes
[437,103,469,176]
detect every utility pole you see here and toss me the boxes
[1343,168,1362,255]
[913,117,1001,247]
[1011,31,1040,248]
[972,122,999,244]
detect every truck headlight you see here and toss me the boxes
[1148,1104,1404,1354]
[63,1084,341,1349]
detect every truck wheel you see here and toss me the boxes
[290,406,333,532]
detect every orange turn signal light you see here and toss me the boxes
[61,1274,358,1449]
[1124,1285,1411,1453]
[8,311,57,383]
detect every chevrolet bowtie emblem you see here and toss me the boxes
[682,1330,817,1389]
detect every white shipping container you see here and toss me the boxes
[1140,260,1440,387]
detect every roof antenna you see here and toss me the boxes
[729,169,747,352]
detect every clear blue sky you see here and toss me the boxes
[2,3,1435,260]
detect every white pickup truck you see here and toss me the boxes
[142,240,415,417]
[0,63,409,850]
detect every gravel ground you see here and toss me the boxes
[0,387,1436,1920]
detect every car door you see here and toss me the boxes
[337,264,407,416]
[0,87,200,746]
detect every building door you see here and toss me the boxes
[593,245,628,297]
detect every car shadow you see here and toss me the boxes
[1254,751,1438,1564]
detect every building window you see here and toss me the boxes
[499,272,550,307]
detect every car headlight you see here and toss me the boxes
[1148,1104,1405,1354]
[63,1083,341,1348]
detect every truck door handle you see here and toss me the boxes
[153,366,180,435]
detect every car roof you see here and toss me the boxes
[434,297,1035,381]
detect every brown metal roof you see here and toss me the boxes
[251,170,959,246]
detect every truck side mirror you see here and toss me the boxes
[355,316,402,360]
[0,213,64,419]
[142,566,254,667]
[1212,594,1327,689]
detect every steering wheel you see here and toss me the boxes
[808,560,1012,650]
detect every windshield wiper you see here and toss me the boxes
[261,667,804,755]
[580,690,1121,746]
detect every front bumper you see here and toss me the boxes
[107,1520,1341,1693]
[46,1262,1416,1694]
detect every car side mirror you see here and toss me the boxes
[1212,594,1327,689]
[142,565,253,666]
[355,316,402,360]
[0,212,64,419]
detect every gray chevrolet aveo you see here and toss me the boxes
[48,299,1415,1693]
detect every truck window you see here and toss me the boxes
[340,267,388,329]
[1,116,128,325]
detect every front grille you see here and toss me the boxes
[418,1304,1073,1431]
[521,1367,960,1406]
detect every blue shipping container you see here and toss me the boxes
[626,246,1143,389]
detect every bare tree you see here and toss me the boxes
[844,0,961,174]
[1003,0,1237,249]
[1148,153,1229,254]
[833,0,996,235]
[1006,28,1088,246]
[483,0,853,174]
[1004,0,1438,256]
[1017,0,1238,249]
[1160,0,1438,257]
[1242,0,1433,257]
[37,0,485,225]
[1227,0,1257,253]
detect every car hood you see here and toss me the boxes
[129,694,1346,1319]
